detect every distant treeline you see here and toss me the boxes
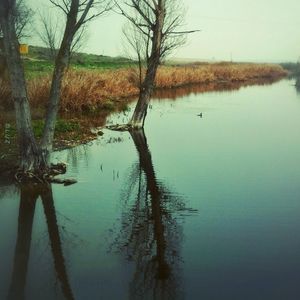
[280,63,300,77]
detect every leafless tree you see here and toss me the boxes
[36,10,61,60]
[37,9,89,61]
[41,1,111,160]
[115,0,199,128]
[0,0,111,175]
[14,0,33,39]
[0,0,33,39]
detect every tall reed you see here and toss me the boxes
[1,63,287,112]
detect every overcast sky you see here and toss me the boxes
[29,0,300,62]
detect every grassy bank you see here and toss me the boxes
[0,62,287,112]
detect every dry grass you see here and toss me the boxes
[0,63,287,112]
[156,63,287,87]
[28,69,139,112]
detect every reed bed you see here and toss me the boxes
[156,63,287,87]
[1,63,287,112]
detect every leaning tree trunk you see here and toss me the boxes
[0,10,46,172]
[129,60,159,128]
[41,45,71,157]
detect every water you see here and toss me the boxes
[1,79,300,300]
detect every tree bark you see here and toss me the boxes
[129,60,159,128]
[40,40,72,155]
[0,6,46,171]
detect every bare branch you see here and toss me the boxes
[49,0,69,15]
[117,0,200,127]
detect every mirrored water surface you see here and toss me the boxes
[1,79,300,300]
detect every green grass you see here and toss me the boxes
[32,119,80,138]
[23,45,136,79]
[23,59,54,79]
[2,119,81,139]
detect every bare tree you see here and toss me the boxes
[37,10,61,60]
[115,0,198,128]
[0,0,111,176]
[0,0,33,39]
[41,1,111,158]
[14,0,33,39]
[37,9,89,61]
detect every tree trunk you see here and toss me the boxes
[129,3,165,129]
[0,8,46,171]
[0,54,7,79]
[41,6,78,155]
[41,47,71,155]
[129,57,160,128]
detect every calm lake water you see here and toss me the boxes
[1,79,300,300]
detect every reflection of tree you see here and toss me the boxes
[112,129,195,300]
[153,77,281,100]
[7,186,38,300]
[7,184,74,300]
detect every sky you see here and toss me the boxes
[28,0,300,62]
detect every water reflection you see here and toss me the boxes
[153,78,281,100]
[7,184,74,300]
[112,129,196,300]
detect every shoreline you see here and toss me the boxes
[0,62,288,112]
[0,68,288,175]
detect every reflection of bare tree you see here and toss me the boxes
[112,129,195,300]
[65,145,90,171]
[7,184,74,300]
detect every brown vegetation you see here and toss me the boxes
[0,63,287,112]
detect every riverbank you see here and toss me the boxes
[0,63,288,174]
[0,63,287,112]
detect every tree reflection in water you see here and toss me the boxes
[7,184,74,300]
[111,129,196,300]
[153,77,281,100]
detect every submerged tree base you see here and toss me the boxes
[106,123,143,131]
[14,163,77,186]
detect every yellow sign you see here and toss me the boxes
[19,44,29,55]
